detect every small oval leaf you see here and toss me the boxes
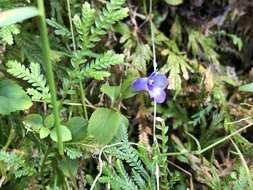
[50,125,72,142]
[23,114,43,132]
[0,80,32,115]
[39,127,50,139]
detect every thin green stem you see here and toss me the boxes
[196,123,253,154]
[3,128,15,151]
[37,0,63,155]
[79,81,88,120]
[66,0,76,51]
[66,0,88,119]
[230,138,253,187]
[149,0,159,188]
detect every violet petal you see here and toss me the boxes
[148,86,166,103]
[149,73,168,89]
[132,77,148,91]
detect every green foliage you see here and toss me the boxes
[239,83,253,93]
[100,160,138,190]
[64,146,82,160]
[157,31,193,96]
[101,127,154,189]
[101,76,136,103]
[0,24,19,45]
[0,0,252,189]
[69,0,128,83]
[46,18,71,38]
[50,125,72,142]
[6,60,50,102]
[155,122,170,189]
[0,150,35,179]
[73,2,95,49]
[66,116,87,142]
[80,50,124,80]
[0,79,32,115]
[87,108,125,145]
[73,0,128,50]
[188,30,219,64]
[0,7,39,27]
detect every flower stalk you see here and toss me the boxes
[37,0,63,155]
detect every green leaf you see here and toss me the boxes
[0,25,20,45]
[0,80,32,115]
[101,84,121,103]
[0,7,39,27]
[66,117,88,142]
[59,157,79,178]
[164,0,183,6]
[44,114,55,128]
[39,127,50,139]
[23,114,43,132]
[87,108,122,145]
[50,125,72,142]
[120,76,137,99]
[239,83,253,93]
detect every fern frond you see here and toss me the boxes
[6,60,50,102]
[64,146,82,160]
[47,18,71,38]
[80,50,124,80]
[74,0,128,51]
[13,32,43,64]
[73,2,95,48]
[131,170,146,190]
[87,0,128,48]
[161,52,192,96]
[0,150,35,178]
[155,124,170,189]
[0,25,20,45]
[106,142,149,181]
[116,159,138,189]
[188,30,219,64]
[100,161,138,190]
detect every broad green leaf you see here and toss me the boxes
[39,127,50,139]
[44,114,55,128]
[50,125,72,142]
[87,108,122,145]
[0,7,39,27]
[66,117,88,142]
[239,83,253,93]
[59,157,79,178]
[0,80,32,115]
[23,114,43,132]
[164,0,183,6]
[101,84,121,103]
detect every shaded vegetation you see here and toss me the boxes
[1,0,253,189]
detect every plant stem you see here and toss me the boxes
[230,138,253,187]
[79,81,88,120]
[3,128,15,151]
[66,0,88,120]
[197,123,253,154]
[37,0,63,155]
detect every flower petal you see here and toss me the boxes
[132,77,148,91]
[148,86,166,103]
[149,73,168,89]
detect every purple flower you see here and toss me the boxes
[132,72,168,103]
